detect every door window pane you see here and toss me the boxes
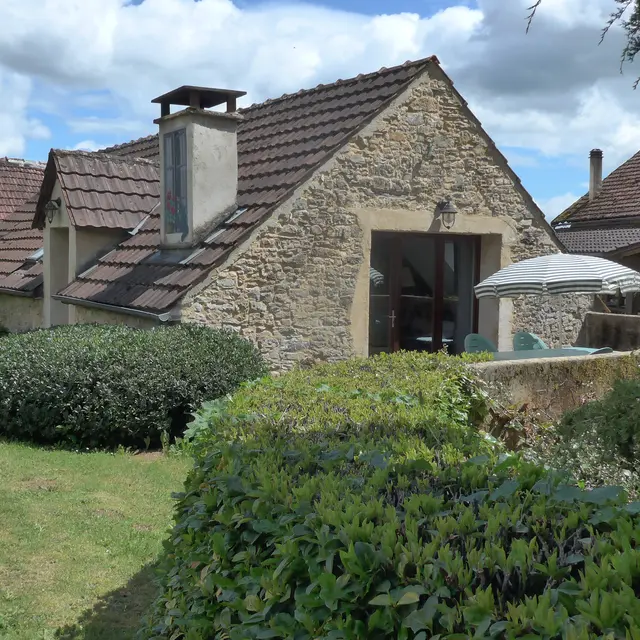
[399,236,435,352]
[369,234,393,355]
[443,238,475,354]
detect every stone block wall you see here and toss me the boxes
[0,294,43,332]
[181,65,589,370]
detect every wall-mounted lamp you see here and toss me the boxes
[45,198,61,224]
[436,199,457,230]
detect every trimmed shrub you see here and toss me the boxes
[141,428,640,639]
[179,351,492,456]
[141,353,640,639]
[0,323,266,448]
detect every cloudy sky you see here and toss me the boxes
[1,0,639,219]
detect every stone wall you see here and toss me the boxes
[473,351,640,421]
[0,294,43,332]
[182,65,587,370]
[577,311,640,351]
[73,305,159,329]
[512,294,593,348]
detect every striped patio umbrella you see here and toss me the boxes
[475,254,640,298]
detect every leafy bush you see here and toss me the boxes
[179,351,492,456]
[518,379,640,498]
[558,378,640,465]
[0,323,266,448]
[141,353,640,639]
[141,427,640,639]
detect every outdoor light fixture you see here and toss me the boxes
[45,198,61,224]
[436,199,457,230]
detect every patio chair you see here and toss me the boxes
[464,333,497,353]
[513,331,548,351]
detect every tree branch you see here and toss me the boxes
[525,0,543,34]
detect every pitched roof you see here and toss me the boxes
[0,197,44,295]
[554,226,640,255]
[0,158,45,221]
[34,150,160,230]
[57,57,438,314]
[553,150,640,225]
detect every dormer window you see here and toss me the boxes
[164,128,189,241]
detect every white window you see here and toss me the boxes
[164,129,188,240]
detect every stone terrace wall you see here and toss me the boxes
[182,66,589,370]
[474,351,640,421]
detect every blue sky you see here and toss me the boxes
[1,0,638,220]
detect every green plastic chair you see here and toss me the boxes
[513,332,548,351]
[464,333,497,353]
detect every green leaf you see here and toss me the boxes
[584,486,624,505]
[396,591,421,606]
[490,480,518,501]
[369,594,393,607]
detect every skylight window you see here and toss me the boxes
[225,207,247,225]
[26,248,44,261]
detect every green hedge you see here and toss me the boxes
[179,351,492,456]
[0,323,266,448]
[141,353,640,638]
[141,431,640,638]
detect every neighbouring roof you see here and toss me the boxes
[56,57,439,314]
[0,158,45,222]
[34,150,160,230]
[0,197,44,295]
[553,150,640,226]
[554,226,640,255]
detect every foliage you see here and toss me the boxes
[558,378,640,464]
[0,323,266,449]
[141,352,640,639]
[527,0,640,85]
[521,379,640,498]
[178,351,493,457]
[140,424,640,639]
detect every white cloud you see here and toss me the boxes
[0,69,50,156]
[537,192,582,220]
[70,140,102,152]
[0,0,638,212]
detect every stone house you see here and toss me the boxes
[553,149,640,313]
[0,56,589,369]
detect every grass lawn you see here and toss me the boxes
[0,441,191,639]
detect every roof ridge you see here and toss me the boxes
[0,157,46,170]
[95,56,437,157]
[240,56,437,112]
[53,148,159,167]
[98,134,158,155]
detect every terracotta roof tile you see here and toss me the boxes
[0,197,43,295]
[34,151,160,230]
[0,158,45,221]
[57,57,438,313]
[554,150,640,226]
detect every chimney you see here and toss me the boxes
[589,148,603,201]
[152,85,246,247]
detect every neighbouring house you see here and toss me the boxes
[0,57,592,369]
[0,158,46,331]
[553,149,640,313]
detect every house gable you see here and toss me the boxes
[180,62,583,370]
[53,58,440,316]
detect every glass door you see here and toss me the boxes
[398,235,436,352]
[368,234,398,355]
[368,232,479,356]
